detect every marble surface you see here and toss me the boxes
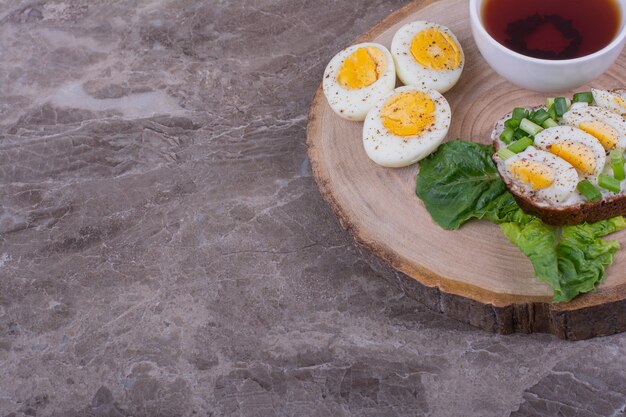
[0,0,625,416]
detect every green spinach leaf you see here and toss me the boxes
[415,140,509,230]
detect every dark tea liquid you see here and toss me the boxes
[482,0,621,60]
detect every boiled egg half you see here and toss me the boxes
[323,42,396,121]
[391,21,464,93]
[363,86,451,167]
[591,88,626,116]
[503,147,579,205]
[562,105,626,152]
[533,126,606,178]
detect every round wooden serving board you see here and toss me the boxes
[307,0,626,340]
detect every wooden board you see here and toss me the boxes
[307,0,626,340]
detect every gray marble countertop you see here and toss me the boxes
[1,0,625,416]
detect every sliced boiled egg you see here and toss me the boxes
[533,126,606,178]
[391,21,464,93]
[503,147,579,205]
[323,42,396,121]
[362,86,451,167]
[591,88,626,116]
[562,105,626,152]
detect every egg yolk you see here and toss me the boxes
[579,121,619,150]
[509,159,555,189]
[614,96,626,110]
[380,91,436,136]
[410,28,462,71]
[547,142,596,175]
[337,47,387,89]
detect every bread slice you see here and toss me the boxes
[492,93,626,226]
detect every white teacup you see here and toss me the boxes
[469,0,626,92]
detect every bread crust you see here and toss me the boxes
[492,93,626,226]
[508,185,626,225]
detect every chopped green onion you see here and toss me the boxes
[507,136,533,154]
[512,107,528,121]
[500,127,515,144]
[497,147,516,160]
[573,91,594,104]
[547,104,557,120]
[554,97,569,117]
[577,180,602,201]
[611,150,625,181]
[598,174,622,193]
[546,97,555,108]
[504,118,521,129]
[530,109,550,125]
[542,118,559,128]
[520,118,544,136]
[513,128,526,140]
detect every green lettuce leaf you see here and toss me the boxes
[554,217,625,302]
[415,140,626,302]
[499,219,559,288]
[500,217,626,302]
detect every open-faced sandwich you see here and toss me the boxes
[492,89,626,225]
[413,88,626,303]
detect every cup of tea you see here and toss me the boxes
[469,0,626,92]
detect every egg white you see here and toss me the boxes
[503,147,579,205]
[362,86,451,168]
[322,42,396,121]
[390,21,464,93]
[591,88,626,116]
[562,105,626,152]
[533,126,606,178]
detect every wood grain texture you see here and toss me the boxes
[306,0,626,340]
